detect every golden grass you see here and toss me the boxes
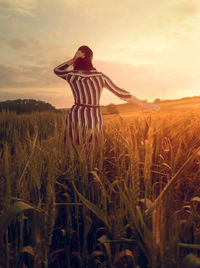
[0,98,200,267]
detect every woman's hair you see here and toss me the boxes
[74,45,95,71]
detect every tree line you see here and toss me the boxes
[0,99,56,114]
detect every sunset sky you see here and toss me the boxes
[0,0,200,108]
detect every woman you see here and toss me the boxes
[54,45,159,145]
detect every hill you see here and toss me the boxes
[0,99,56,114]
[102,96,200,115]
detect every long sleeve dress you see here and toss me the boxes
[54,62,131,144]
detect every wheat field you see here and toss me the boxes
[0,99,200,268]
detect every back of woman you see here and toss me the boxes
[54,45,159,146]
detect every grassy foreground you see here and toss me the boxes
[0,100,200,267]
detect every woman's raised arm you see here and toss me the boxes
[54,50,85,78]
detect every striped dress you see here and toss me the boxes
[54,62,131,144]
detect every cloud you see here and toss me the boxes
[157,0,200,39]
[8,37,43,52]
[172,0,199,18]
[1,0,200,105]
[0,0,38,16]
[52,27,63,38]
[0,63,64,88]
[9,38,28,49]
[4,35,70,66]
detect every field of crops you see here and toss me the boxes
[0,100,200,268]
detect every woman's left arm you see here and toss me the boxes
[128,95,160,112]
[103,74,160,112]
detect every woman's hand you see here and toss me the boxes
[142,102,160,112]
[73,50,85,62]
[64,50,85,66]
[128,95,160,112]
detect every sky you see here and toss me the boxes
[0,0,200,108]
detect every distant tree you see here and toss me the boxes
[154,98,161,103]
[0,99,56,114]
[106,103,119,115]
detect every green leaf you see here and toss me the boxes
[182,253,200,267]
[89,250,104,259]
[22,245,34,255]
[179,243,200,250]
[136,198,153,211]
[191,196,200,202]
[72,181,109,227]
[16,245,35,268]
[15,245,35,268]
[0,201,43,242]
[97,235,112,266]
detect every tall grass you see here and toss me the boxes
[0,108,200,267]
